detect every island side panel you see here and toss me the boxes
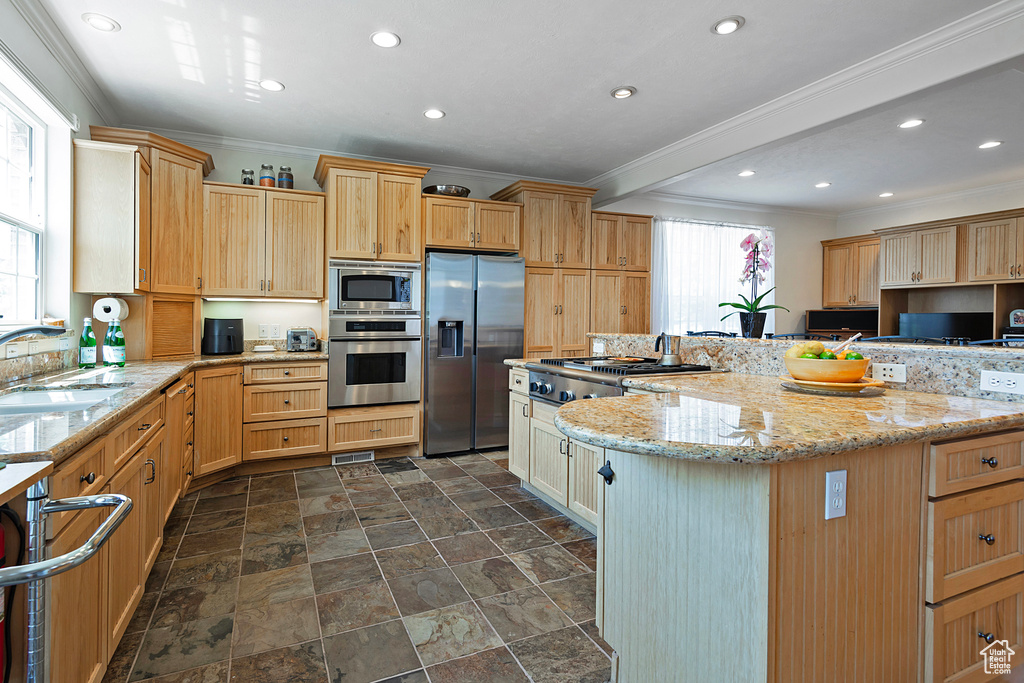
[769,443,925,683]
[601,450,771,683]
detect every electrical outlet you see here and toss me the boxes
[5,342,22,359]
[28,341,40,354]
[825,470,848,520]
[981,370,1024,395]
[871,363,906,383]
[270,324,281,339]
[59,338,70,351]
[258,324,270,339]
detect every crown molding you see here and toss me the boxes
[640,191,839,220]
[838,177,1024,220]
[9,0,118,125]
[586,0,1024,204]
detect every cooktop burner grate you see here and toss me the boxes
[538,357,711,376]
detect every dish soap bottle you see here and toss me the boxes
[104,319,126,367]
[79,317,97,368]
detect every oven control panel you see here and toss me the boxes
[527,371,621,405]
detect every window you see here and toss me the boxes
[0,88,44,324]
[651,217,776,336]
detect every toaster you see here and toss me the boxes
[286,327,319,352]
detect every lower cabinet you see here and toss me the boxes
[568,439,605,526]
[141,429,166,573]
[244,418,328,460]
[529,415,569,505]
[104,451,146,656]
[163,374,192,517]
[509,393,530,479]
[327,405,420,451]
[194,365,243,476]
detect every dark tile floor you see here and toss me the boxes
[102,451,612,683]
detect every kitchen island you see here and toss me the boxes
[553,372,1024,683]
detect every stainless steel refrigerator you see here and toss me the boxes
[424,253,525,456]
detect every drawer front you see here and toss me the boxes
[244,362,327,385]
[928,482,1024,603]
[49,437,111,538]
[184,393,195,431]
[532,400,557,426]
[243,418,328,461]
[110,395,165,470]
[931,431,1024,497]
[509,368,529,394]
[926,573,1024,683]
[327,406,420,452]
[243,382,327,422]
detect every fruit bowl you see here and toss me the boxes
[783,357,871,383]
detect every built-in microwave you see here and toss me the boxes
[329,260,421,312]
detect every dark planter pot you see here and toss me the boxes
[740,312,767,338]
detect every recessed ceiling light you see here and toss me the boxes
[898,119,924,129]
[82,13,121,32]
[737,170,756,177]
[815,182,831,188]
[712,16,745,34]
[879,192,894,198]
[979,141,1003,149]
[370,31,401,48]
[610,86,637,99]
[258,79,285,92]
[423,109,445,119]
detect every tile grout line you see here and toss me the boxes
[311,466,342,682]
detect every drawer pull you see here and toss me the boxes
[187,411,193,417]
[515,378,522,385]
[979,533,996,545]
[283,399,290,405]
[145,459,156,484]
[370,428,382,433]
[188,383,194,388]
[979,631,996,644]
[186,441,192,447]
[283,436,289,442]
[981,457,999,468]
[138,423,151,431]
[284,371,290,376]
[177,387,187,395]
[187,469,193,477]
[80,472,96,485]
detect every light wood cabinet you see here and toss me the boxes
[880,225,957,287]
[519,191,559,267]
[529,415,569,506]
[491,181,598,268]
[109,395,164,472]
[244,418,328,461]
[589,272,650,335]
[525,268,591,357]
[203,183,325,298]
[423,195,521,252]
[524,268,557,357]
[244,361,327,385]
[558,269,591,356]
[930,431,1024,497]
[591,211,652,271]
[243,382,328,422]
[140,429,166,573]
[568,439,604,526]
[559,195,591,269]
[821,235,880,307]
[314,156,429,262]
[104,451,145,656]
[327,405,420,451]
[968,217,1024,283]
[163,374,192,520]
[194,366,242,476]
[48,436,109,538]
[50,507,106,683]
[509,393,530,480]
[150,148,203,294]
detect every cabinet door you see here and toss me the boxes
[476,202,520,252]
[559,195,591,269]
[327,406,419,451]
[525,268,557,357]
[590,272,622,334]
[521,191,559,267]
[425,197,474,248]
[136,153,151,292]
[51,508,106,683]
[266,190,325,298]
[621,272,651,334]
[509,393,530,480]
[105,452,145,656]
[969,219,1019,282]
[854,240,880,306]
[822,243,854,307]
[194,366,242,476]
[326,168,376,259]
[568,440,604,526]
[557,269,590,357]
[378,173,421,262]
[621,216,652,271]
[141,429,166,573]
[918,226,957,285]
[163,379,188,523]
[529,418,569,505]
[202,184,265,297]
[591,213,621,270]
[880,232,918,287]
[150,148,202,294]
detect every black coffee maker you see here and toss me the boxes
[201,318,243,355]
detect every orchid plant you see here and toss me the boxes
[719,230,789,321]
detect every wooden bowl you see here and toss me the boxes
[783,357,871,383]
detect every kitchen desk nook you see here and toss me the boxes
[552,372,1024,683]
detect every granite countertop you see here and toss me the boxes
[504,359,536,369]
[0,351,327,466]
[554,373,1024,464]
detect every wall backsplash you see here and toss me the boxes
[0,330,77,384]
[201,300,324,341]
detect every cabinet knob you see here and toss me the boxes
[981,456,998,468]
[1018,265,1021,277]
[284,370,290,376]
[80,472,96,485]
[979,631,996,644]
[187,411,193,417]
[187,469,193,477]
[283,399,290,405]
[187,441,192,447]
[283,436,289,442]
[979,533,996,545]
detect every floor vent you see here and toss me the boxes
[332,451,375,466]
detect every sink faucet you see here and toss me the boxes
[0,325,68,347]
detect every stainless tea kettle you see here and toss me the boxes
[654,332,684,366]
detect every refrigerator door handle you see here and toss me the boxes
[472,289,478,356]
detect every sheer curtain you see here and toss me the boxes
[651,217,776,336]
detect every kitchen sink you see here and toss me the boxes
[0,384,131,415]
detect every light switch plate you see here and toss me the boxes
[5,343,21,359]
[258,324,270,339]
[825,469,847,520]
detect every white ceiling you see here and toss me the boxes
[26,0,1024,211]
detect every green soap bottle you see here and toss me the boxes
[79,317,97,368]
[104,319,126,367]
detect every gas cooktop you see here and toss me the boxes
[539,356,711,376]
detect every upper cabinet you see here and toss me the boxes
[821,235,880,307]
[424,195,521,252]
[591,211,652,271]
[79,127,212,295]
[967,217,1024,283]
[490,181,598,268]
[202,183,325,299]
[879,225,958,287]
[314,155,429,262]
